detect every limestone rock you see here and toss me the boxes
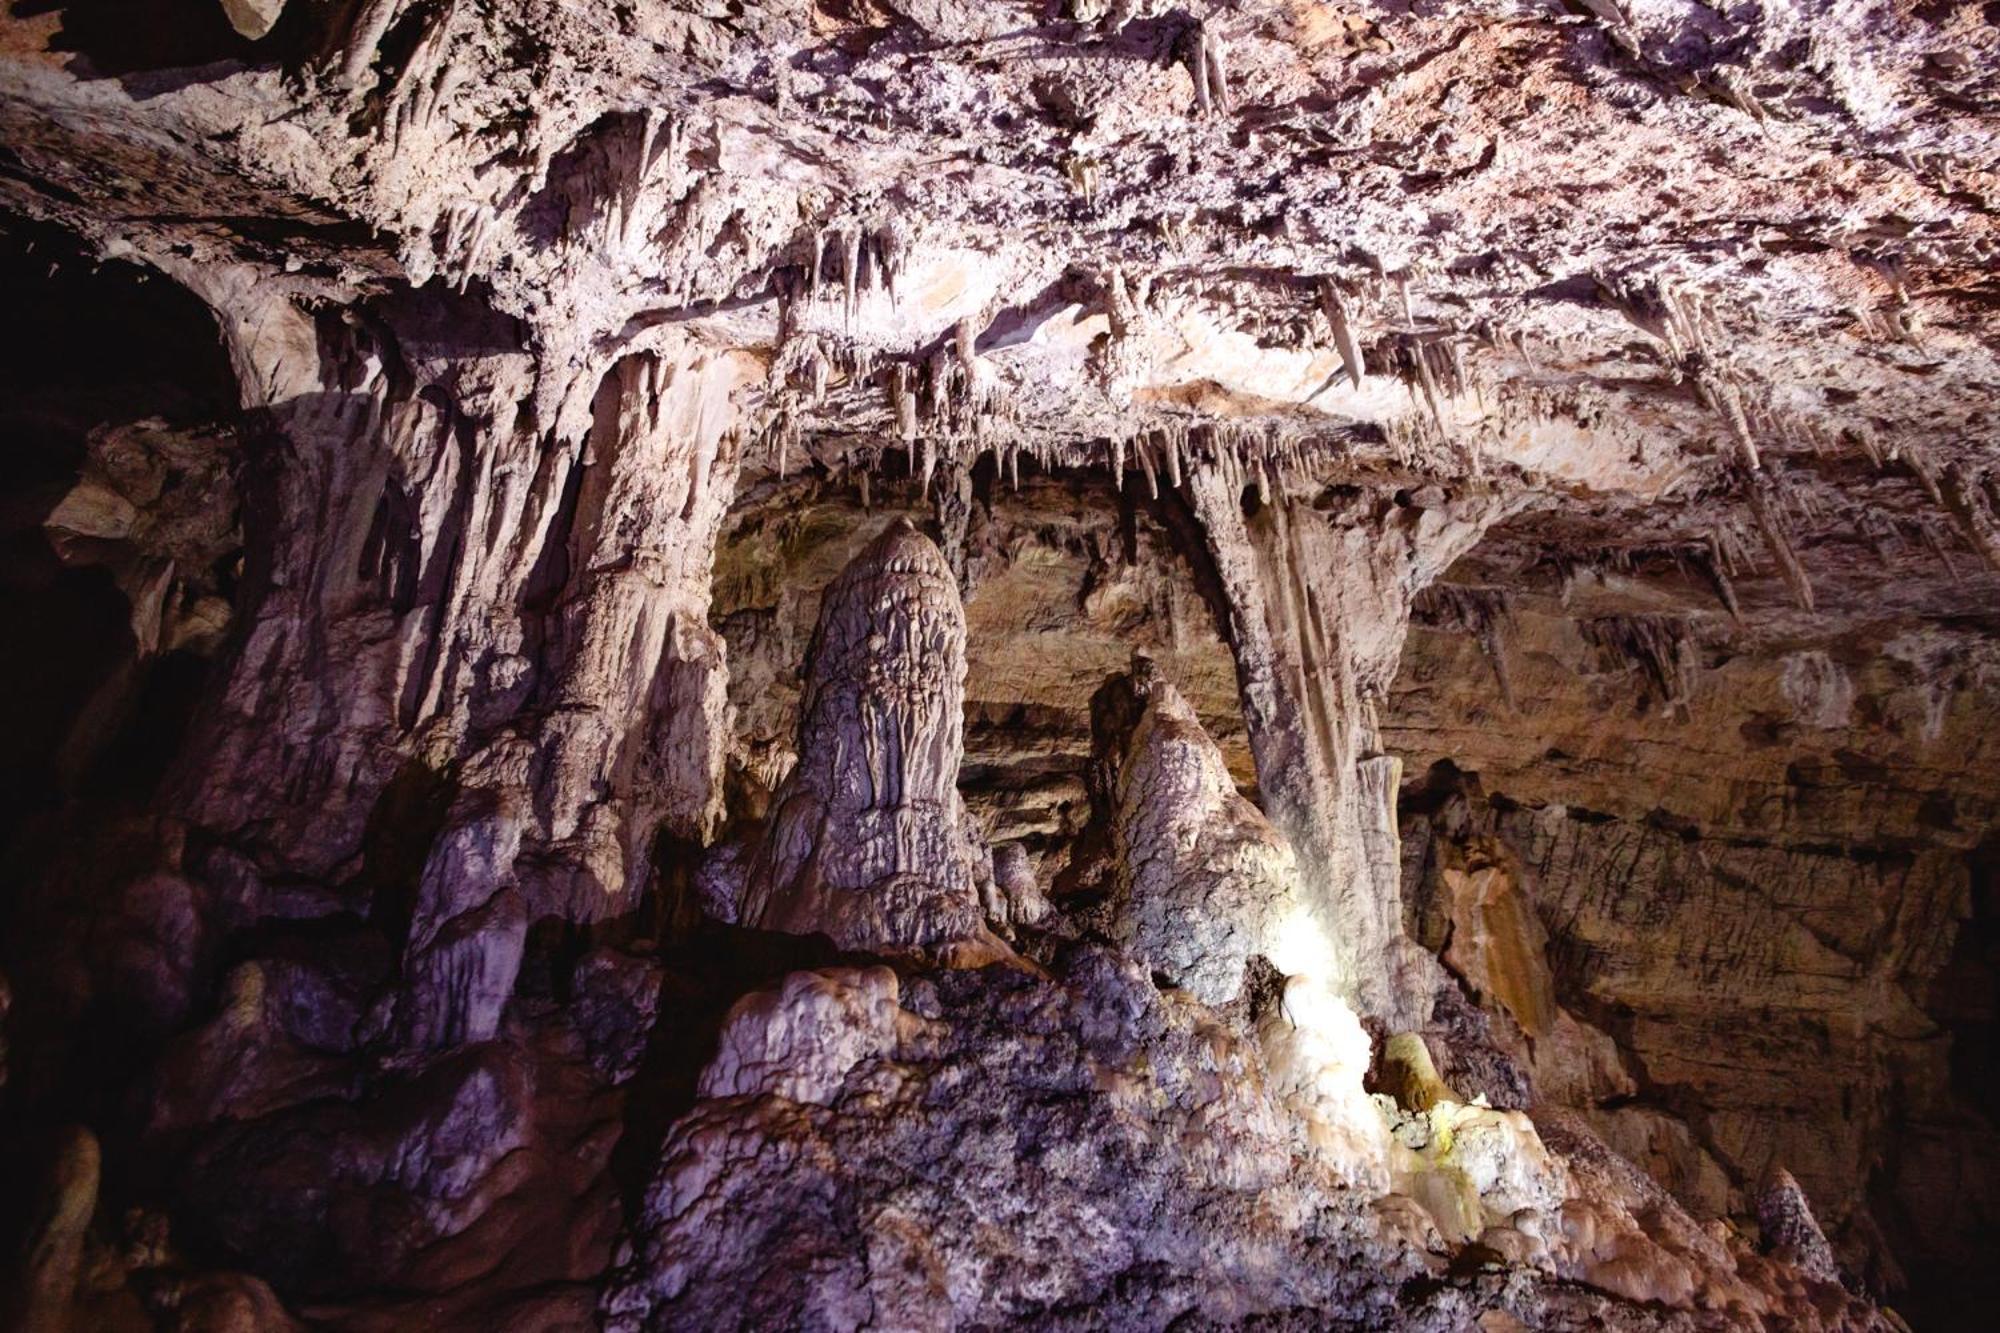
[1113,665,1298,1006]
[1759,1168,1844,1287]
[216,0,284,41]
[605,952,1415,1332]
[1379,1031,1456,1113]
[738,521,1004,962]
[0,0,1994,1321]
[568,946,665,1084]
[394,793,527,1051]
[4,1126,100,1333]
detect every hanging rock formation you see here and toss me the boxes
[1188,472,1500,1029]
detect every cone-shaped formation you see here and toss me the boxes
[739,520,1001,960]
[1757,1168,1843,1286]
[1113,661,1301,1006]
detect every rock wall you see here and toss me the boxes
[1391,595,2000,1320]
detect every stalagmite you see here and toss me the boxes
[1757,1170,1843,1286]
[736,521,1007,962]
[1111,662,1301,1005]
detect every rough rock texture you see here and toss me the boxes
[1392,587,1999,1320]
[607,951,1894,1332]
[1,0,1996,1328]
[1187,471,1502,1027]
[1113,663,1300,1005]
[733,520,1005,960]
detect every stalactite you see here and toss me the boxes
[1581,614,1700,712]
[1184,22,1230,115]
[385,4,466,155]
[1747,474,1814,611]
[842,229,862,322]
[336,0,404,89]
[1904,444,1944,504]
[1319,279,1366,391]
[1918,514,1960,580]
[889,362,918,441]
[874,220,906,303]
[1698,536,1742,619]
[1716,379,1761,471]
[1941,462,2000,570]
[1066,155,1101,206]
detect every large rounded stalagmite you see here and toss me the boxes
[1112,661,1302,1007]
[738,520,1002,961]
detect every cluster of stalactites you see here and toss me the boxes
[1579,614,1703,713]
[1587,267,2000,610]
[771,219,910,331]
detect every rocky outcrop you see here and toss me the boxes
[606,947,1890,1332]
